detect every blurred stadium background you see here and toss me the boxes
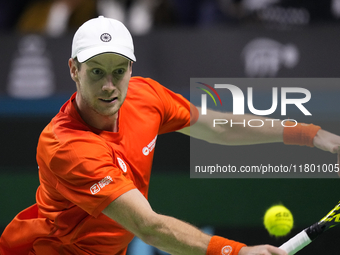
[1,0,340,254]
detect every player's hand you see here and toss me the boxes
[238,245,288,255]
[313,129,340,154]
[313,129,340,177]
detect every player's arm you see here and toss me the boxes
[178,108,284,145]
[102,188,287,255]
[178,107,340,171]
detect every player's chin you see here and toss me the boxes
[97,107,118,116]
[101,105,121,116]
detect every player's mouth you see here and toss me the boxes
[99,97,118,103]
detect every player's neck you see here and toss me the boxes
[73,99,119,132]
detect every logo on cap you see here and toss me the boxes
[100,33,112,42]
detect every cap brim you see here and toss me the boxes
[76,45,136,62]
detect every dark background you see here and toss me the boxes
[1,5,340,254]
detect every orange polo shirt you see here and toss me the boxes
[0,77,198,255]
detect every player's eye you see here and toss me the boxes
[92,68,104,75]
[114,68,125,75]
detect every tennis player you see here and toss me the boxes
[1,16,339,255]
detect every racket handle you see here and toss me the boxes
[279,230,312,255]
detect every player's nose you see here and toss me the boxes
[102,75,116,92]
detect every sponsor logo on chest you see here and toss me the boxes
[142,135,157,156]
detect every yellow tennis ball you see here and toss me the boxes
[264,205,293,237]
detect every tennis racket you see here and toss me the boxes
[279,201,340,255]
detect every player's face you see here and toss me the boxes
[71,53,132,118]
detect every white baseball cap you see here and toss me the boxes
[71,16,136,62]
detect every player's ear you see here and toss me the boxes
[129,61,133,75]
[68,58,79,82]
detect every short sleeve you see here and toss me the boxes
[139,78,198,134]
[49,137,136,217]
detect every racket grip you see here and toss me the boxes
[279,230,312,255]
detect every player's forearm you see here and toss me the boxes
[103,189,211,254]
[215,113,284,145]
[188,109,284,146]
[138,214,211,255]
